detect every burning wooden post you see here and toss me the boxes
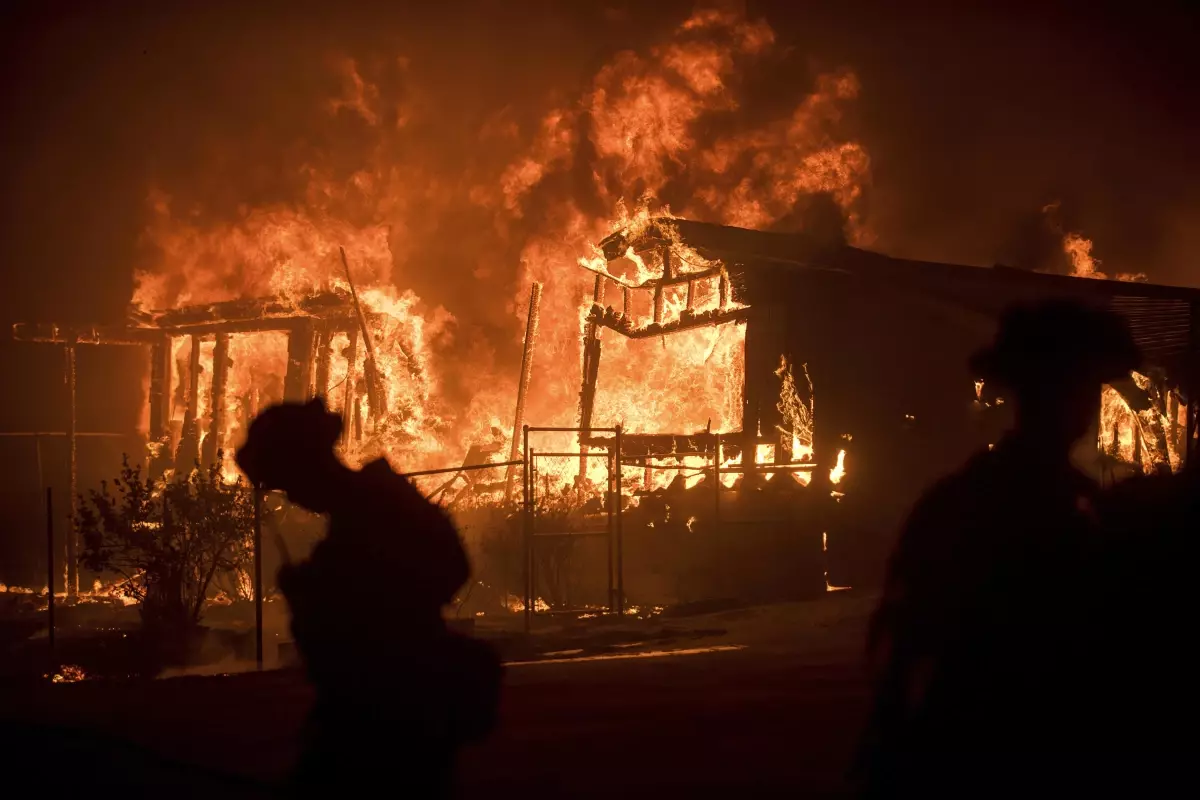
[505,282,542,502]
[175,335,203,469]
[284,320,316,402]
[341,327,360,444]
[64,340,78,597]
[578,324,602,481]
[203,332,231,465]
[313,323,333,401]
[340,247,387,421]
[653,247,674,326]
[148,336,172,475]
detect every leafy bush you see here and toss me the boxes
[77,455,255,634]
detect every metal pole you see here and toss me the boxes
[713,433,722,598]
[506,283,542,502]
[614,425,624,615]
[606,448,615,612]
[528,447,537,626]
[253,485,264,670]
[522,426,531,634]
[45,487,56,659]
[713,433,722,537]
[65,342,78,597]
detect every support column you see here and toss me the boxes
[148,336,172,476]
[341,328,360,444]
[203,332,231,465]
[577,323,602,482]
[313,324,333,402]
[175,334,202,469]
[65,341,78,598]
[284,320,316,402]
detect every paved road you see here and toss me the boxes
[1,599,875,797]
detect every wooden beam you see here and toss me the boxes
[577,322,603,482]
[11,323,161,346]
[341,328,360,444]
[203,332,231,465]
[589,306,750,339]
[284,319,316,402]
[313,323,333,401]
[148,337,171,442]
[175,335,202,469]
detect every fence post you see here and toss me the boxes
[614,425,624,616]
[45,487,56,666]
[606,448,615,613]
[522,426,531,634]
[713,433,722,536]
[253,485,264,670]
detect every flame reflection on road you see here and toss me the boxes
[507,645,746,667]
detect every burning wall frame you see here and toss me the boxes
[11,291,374,595]
[577,216,1200,480]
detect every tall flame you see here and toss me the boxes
[134,7,870,479]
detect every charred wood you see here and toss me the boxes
[313,323,333,401]
[202,333,231,466]
[284,319,316,402]
[341,328,360,444]
[175,335,203,471]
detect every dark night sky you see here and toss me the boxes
[1,0,1197,580]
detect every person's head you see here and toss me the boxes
[970,300,1141,449]
[234,397,348,513]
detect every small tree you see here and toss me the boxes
[78,455,255,635]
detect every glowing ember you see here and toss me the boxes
[49,665,89,683]
[504,595,550,613]
[829,449,847,485]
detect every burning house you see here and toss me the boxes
[582,216,1199,586]
[11,211,1199,607]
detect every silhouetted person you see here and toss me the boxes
[855,301,1140,797]
[235,398,501,798]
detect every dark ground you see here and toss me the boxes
[0,594,875,797]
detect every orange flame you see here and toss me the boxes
[133,7,870,483]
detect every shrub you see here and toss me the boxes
[77,455,255,635]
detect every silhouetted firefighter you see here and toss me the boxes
[1089,446,1198,785]
[235,398,501,798]
[855,300,1141,797]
